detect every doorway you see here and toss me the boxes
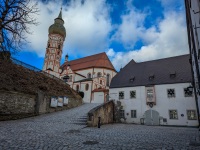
[144,110,159,125]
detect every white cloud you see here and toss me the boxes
[25,0,112,57]
[24,0,188,73]
[25,1,62,56]
[107,48,115,57]
[63,0,112,57]
[111,6,146,48]
[107,11,189,71]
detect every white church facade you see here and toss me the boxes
[42,10,117,103]
[60,52,117,103]
[109,55,199,127]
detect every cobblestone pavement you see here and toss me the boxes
[0,103,200,150]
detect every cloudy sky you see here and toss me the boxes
[14,0,188,71]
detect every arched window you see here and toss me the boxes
[87,73,91,78]
[76,85,79,92]
[100,80,102,85]
[106,74,110,86]
[58,45,60,49]
[97,72,102,77]
[85,84,89,91]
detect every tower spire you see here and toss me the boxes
[58,7,62,19]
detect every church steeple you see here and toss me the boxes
[48,8,66,39]
[58,7,62,19]
[43,9,66,77]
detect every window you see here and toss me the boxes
[131,110,137,118]
[149,74,154,81]
[169,110,178,119]
[76,85,79,92]
[163,118,167,122]
[119,91,124,99]
[106,74,110,86]
[149,75,154,80]
[170,71,176,78]
[130,91,136,98]
[187,110,197,120]
[68,75,72,82]
[97,72,102,77]
[87,73,91,78]
[147,89,153,99]
[167,89,175,98]
[100,80,102,84]
[85,84,89,91]
[184,88,193,97]
[129,76,135,82]
[120,110,125,118]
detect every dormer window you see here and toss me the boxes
[130,76,135,82]
[87,73,91,78]
[149,74,154,80]
[170,71,176,78]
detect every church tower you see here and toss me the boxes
[43,9,66,77]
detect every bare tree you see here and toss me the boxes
[0,0,39,54]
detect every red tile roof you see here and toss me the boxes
[61,52,116,72]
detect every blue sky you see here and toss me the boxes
[13,0,188,71]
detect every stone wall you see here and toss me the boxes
[87,100,114,127]
[0,91,36,120]
[0,90,83,121]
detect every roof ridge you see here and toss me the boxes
[69,52,105,63]
[137,54,189,64]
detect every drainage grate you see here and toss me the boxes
[83,140,99,145]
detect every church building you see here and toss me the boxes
[109,54,199,127]
[42,10,117,103]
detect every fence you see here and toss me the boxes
[11,57,67,85]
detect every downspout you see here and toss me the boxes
[90,80,93,103]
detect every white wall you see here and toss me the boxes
[92,92,104,103]
[80,82,92,103]
[109,83,198,126]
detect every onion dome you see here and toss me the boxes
[48,9,66,39]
